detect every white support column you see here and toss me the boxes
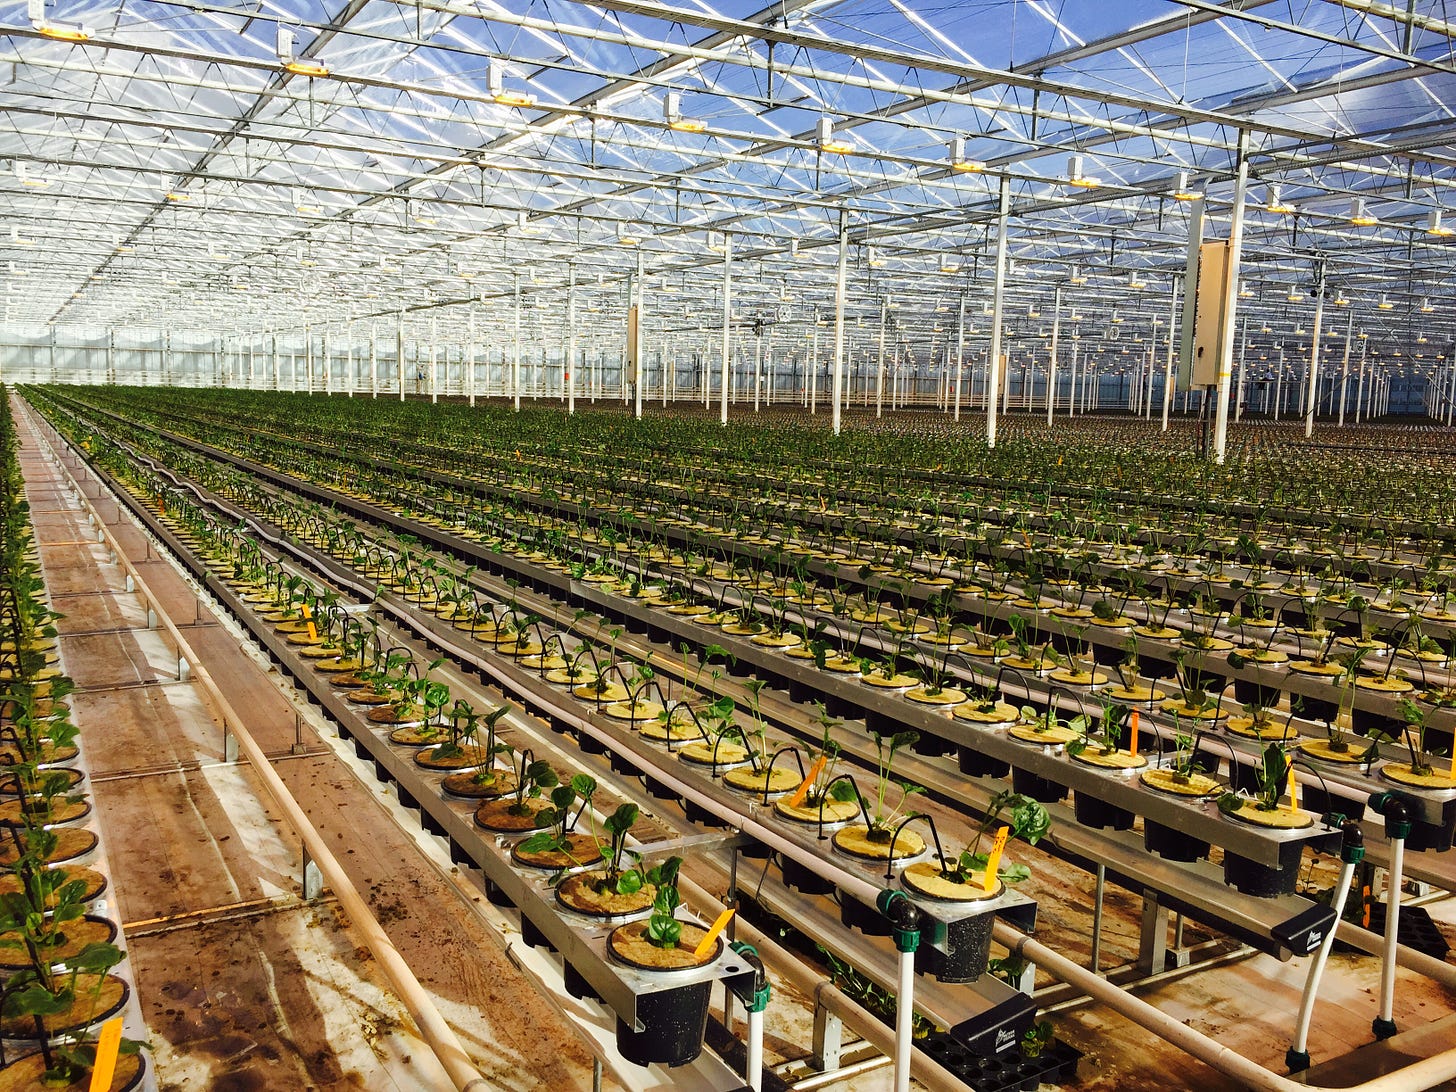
[467,306,477,407]
[304,325,314,395]
[753,330,763,412]
[830,213,848,435]
[512,275,522,412]
[1212,131,1250,463]
[876,297,888,419]
[1067,340,1078,418]
[1047,286,1061,424]
[369,324,378,398]
[1161,277,1179,430]
[396,314,406,401]
[271,333,280,390]
[953,293,967,421]
[247,336,255,390]
[1355,343,1367,422]
[1234,318,1248,422]
[986,175,1011,447]
[323,331,332,396]
[567,265,577,415]
[720,234,733,426]
[634,249,646,419]
[345,334,354,397]
[429,320,439,404]
[1274,347,1284,421]
[809,318,819,413]
[1304,264,1327,438]
[1337,309,1354,426]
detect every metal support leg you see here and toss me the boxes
[302,850,324,901]
[1138,890,1172,975]
[223,726,239,763]
[177,655,190,682]
[812,997,844,1072]
[1091,863,1106,974]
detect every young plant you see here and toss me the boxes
[864,730,923,841]
[939,790,1050,885]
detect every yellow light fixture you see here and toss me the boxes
[1419,297,1434,313]
[165,190,190,202]
[1170,170,1201,201]
[816,117,853,155]
[1426,210,1454,237]
[1348,197,1376,226]
[1068,266,1087,285]
[487,62,536,108]
[1237,280,1253,298]
[663,91,706,133]
[865,246,885,268]
[31,0,91,44]
[1065,154,1098,189]
[8,227,34,247]
[1265,185,1295,214]
[1129,272,1147,290]
[617,223,641,246]
[284,59,329,77]
[1377,293,1394,310]
[939,258,961,274]
[948,137,984,173]
[1287,287,1304,302]
[516,210,540,235]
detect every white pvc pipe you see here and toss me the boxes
[1379,836,1404,1027]
[1292,856,1359,1056]
[997,919,1456,1092]
[746,1008,763,1092]
[894,946,914,1092]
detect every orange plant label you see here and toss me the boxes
[694,906,735,960]
[87,1016,124,1092]
[785,756,827,810]
[1129,710,1140,758]
[982,825,1009,893]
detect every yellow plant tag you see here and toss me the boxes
[301,602,318,642]
[87,1016,124,1092]
[785,756,827,809]
[982,825,1009,893]
[694,906,735,960]
[1288,764,1299,810]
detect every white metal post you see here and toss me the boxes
[369,324,378,398]
[567,265,577,415]
[831,213,848,435]
[512,274,522,411]
[953,293,966,421]
[1337,309,1354,426]
[634,250,645,419]
[1212,131,1250,463]
[1161,276,1179,430]
[1304,264,1327,437]
[1047,286,1061,424]
[396,313,406,402]
[1234,317,1248,422]
[876,297,888,419]
[721,234,734,425]
[986,175,1010,447]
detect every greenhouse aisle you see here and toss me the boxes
[13,402,609,1091]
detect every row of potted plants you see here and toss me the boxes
[0,391,145,1092]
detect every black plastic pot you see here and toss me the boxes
[1224,837,1306,897]
[520,913,555,951]
[840,893,892,936]
[1233,676,1284,708]
[915,910,994,983]
[1010,765,1066,804]
[958,744,1010,778]
[684,799,727,828]
[1143,818,1210,862]
[911,731,955,758]
[563,962,601,1002]
[779,854,835,895]
[577,730,607,755]
[616,979,712,1067]
[1073,790,1135,831]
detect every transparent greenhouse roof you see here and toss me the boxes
[2,0,1455,370]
